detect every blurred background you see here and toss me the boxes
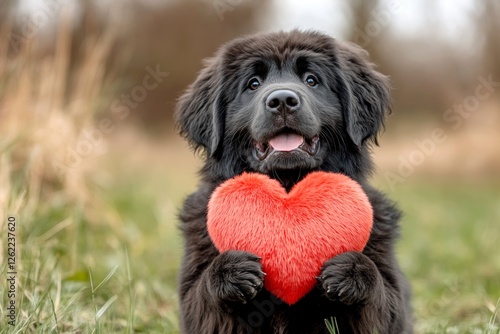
[0,0,498,333]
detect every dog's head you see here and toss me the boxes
[176,30,390,183]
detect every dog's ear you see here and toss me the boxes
[175,57,225,157]
[335,42,391,146]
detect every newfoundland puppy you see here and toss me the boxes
[175,30,412,334]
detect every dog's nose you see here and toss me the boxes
[266,90,300,114]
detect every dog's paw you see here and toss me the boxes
[318,251,380,305]
[207,250,265,304]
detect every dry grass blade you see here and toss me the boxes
[91,265,119,294]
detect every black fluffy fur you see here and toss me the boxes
[175,30,413,334]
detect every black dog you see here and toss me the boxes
[175,30,412,334]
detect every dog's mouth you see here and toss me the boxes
[253,129,320,161]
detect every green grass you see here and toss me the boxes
[325,317,340,334]
[1,155,499,333]
[377,178,500,333]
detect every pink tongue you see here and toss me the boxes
[269,133,304,152]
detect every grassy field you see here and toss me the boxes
[0,133,499,333]
[378,179,500,333]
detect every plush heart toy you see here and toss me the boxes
[207,172,373,305]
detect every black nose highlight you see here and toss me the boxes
[266,90,300,113]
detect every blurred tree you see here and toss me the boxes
[0,0,16,75]
[345,0,382,63]
[108,0,268,132]
[342,0,490,122]
[2,0,268,133]
[0,0,15,21]
[6,0,497,129]
[476,0,500,81]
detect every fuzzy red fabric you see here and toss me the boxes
[207,172,373,305]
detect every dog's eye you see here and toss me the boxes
[247,78,261,90]
[305,75,318,87]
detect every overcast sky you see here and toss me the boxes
[261,0,475,42]
[18,0,475,43]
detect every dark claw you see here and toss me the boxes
[319,252,380,305]
[208,250,264,304]
[238,291,247,304]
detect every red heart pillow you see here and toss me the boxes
[207,172,373,305]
